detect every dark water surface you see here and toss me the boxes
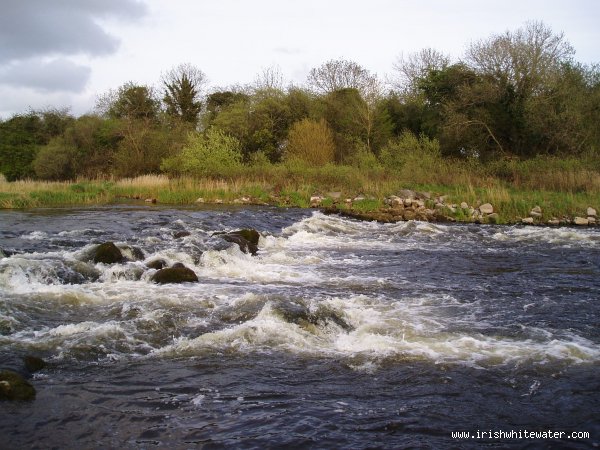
[1,205,599,449]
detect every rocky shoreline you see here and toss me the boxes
[315,189,598,227]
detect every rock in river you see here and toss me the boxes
[216,229,260,255]
[92,242,124,264]
[23,356,46,373]
[0,370,36,401]
[152,266,199,284]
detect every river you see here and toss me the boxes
[1,205,599,449]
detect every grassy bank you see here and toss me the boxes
[1,159,598,225]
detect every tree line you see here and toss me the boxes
[1,21,598,181]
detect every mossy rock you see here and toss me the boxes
[0,370,36,401]
[92,242,124,264]
[23,355,46,373]
[151,266,199,284]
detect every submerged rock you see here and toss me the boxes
[0,370,36,401]
[216,229,260,255]
[271,300,354,332]
[92,242,124,264]
[23,355,46,373]
[151,266,198,284]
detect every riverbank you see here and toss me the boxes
[0,174,597,226]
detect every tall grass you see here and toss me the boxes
[1,156,598,223]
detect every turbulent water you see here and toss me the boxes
[0,205,599,449]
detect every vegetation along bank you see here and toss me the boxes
[0,22,598,226]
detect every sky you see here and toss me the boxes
[1,0,599,119]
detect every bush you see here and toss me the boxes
[347,145,382,170]
[161,127,243,177]
[379,131,441,170]
[33,138,77,180]
[285,118,336,165]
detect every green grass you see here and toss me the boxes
[1,158,598,225]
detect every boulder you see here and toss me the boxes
[92,242,124,264]
[486,213,500,224]
[522,217,535,224]
[479,203,494,215]
[402,210,416,221]
[460,202,469,210]
[310,195,323,207]
[530,206,542,218]
[216,229,260,255]
[587,207,597,217]
[573,217,589,226]
[0,370,36,401]
[547,219,560,226]
[23,355,46,373]
[588,217,596,225]
[398,189,416,199]
[416,191,431,200]
[151,266,198,284]
[146,258,168,270]
[195,197,205,204]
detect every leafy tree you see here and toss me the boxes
[205,90,250,125]
[97,82,160,122]
[162,63,206,126]
[285,118,335,165]
[33,137,77,180]
[0,109,74,180]
[161,127,243,177]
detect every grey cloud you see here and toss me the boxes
[0,0,147,63]
[0,59,91,93]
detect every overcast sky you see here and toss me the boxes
[1,0,599,119]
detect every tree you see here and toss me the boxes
[465,21,574,100]
[392,48,450,98]
[33,137,77,180]
[0,109,74,180]
[285,119,335,165]
[307,59,380,98]
[162,63,207,126]
[460,21,578,157]
[97,82,160,122]
[161,127,243,177]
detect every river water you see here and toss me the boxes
[0,205,598,449]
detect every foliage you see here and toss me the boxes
[33,137,77,180]
[161,127,243,177]
[379,131,441,170]
[0,109,74,181]
[285,119,336,165]
[1,22,599,187]
[162,63,206,126]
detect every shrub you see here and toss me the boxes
[379,131,441,170]
[33,138,77,180]
[285,118,336,165]
[161,127,243,177]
